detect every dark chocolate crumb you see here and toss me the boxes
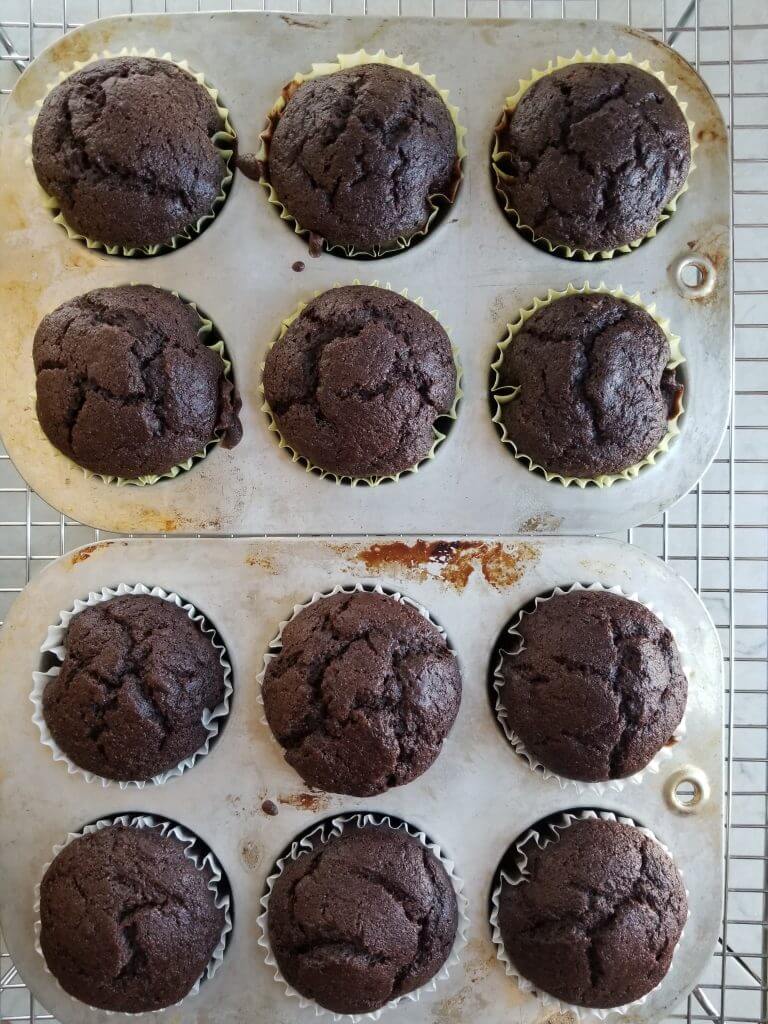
[236,153,263,180]
[308,232,324,258]
[291,260,305,272]
[262,799,279,816]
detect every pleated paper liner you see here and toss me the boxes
[490,281,685,488]
[261,282,462,486]
[257,811,469,1023]
[32,285,238,487]
[27,47,236,256]
[34,813,232,1015]
[31,582,234,788]
[491,581,688,796]
[257,49,467,258]
[491,49,697,261]
[490,809,690,1021]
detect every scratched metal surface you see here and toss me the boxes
[0,10,730,535]
[0,536,723,1024]
[0,3,765,1024]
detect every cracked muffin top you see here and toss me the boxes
[263,285,457,479]
[496,589,687,783]
[32,56,228,250]
[494,62,691,253]
[268,824,458,1014]
[262,589,462,796]
[42,594,227,782]
[497,817,687,1008]
[267,63,459,251]
[33,285,242,480]
[495,292,683,480]
[39,823,225,1013]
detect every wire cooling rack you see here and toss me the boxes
[0,1,765,1022]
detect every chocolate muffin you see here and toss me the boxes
[496,817,687,1008]
[268,824,458,1014]
[496,589,687,782]
[494,62,691,253]
[267,63,459,251]
[262,590,461,796]
[33,285,242,480]
[39,823,225,1012]
[494,292,683,479]
[42,594,227,782]
[32,56,230,250]
[263,285,457,479]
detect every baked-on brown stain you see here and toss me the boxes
[245,552,277,572]
[240,839,261,871]
[355,539,539,591]
[70,543,102,565]
[519,512,564,534]
[697,126,726,145]
[279,791,331,812]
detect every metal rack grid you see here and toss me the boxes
[0,1,764,1022]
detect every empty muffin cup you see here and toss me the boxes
[491,582,688,795]
[491,49,696,260]
[490,809,689,1018]
[258,49,466,257]
[34,813,232,1014]
[29,47,236,256]
[31,582,233,787]
[490,282,685,487]
[257,811,468,1020]
[261,282,462,485]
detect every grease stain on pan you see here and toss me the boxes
[279,791,331,812]
[69,542,105,565]
[432,937,520,1021]
[352,539,539,591]
[685,227,728,275]
[240,838,262,872]
[245,550,277,573]
[519,512,563,534]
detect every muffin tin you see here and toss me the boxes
[0,536,723,1023]
[0,12,730,535]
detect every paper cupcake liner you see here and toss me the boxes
[34,813,232,1015]
[257,811,469,1022]
[490,809,690,1021]
[491,49,697,261]
[261,281,462,486]
[27,47,236,256]
[490,281,685,488]
[31,582,233,788]
[257,49,467,258]
[492,582,689,795]
[33,286,238,487]
[256,582,453,729]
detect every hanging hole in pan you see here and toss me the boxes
[672,252,717,298]
[665,765,711,814]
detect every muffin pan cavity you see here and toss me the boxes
[0,536,722,1023]
[0,12,730,535]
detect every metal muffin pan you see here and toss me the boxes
[0,536,723,1023]
[0,12,730,535]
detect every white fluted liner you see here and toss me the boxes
[257,811,469,1022]
[31,583,233,788]
[490,809,689,1021]
[492,581,689,795]
[34,813,232,1015]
